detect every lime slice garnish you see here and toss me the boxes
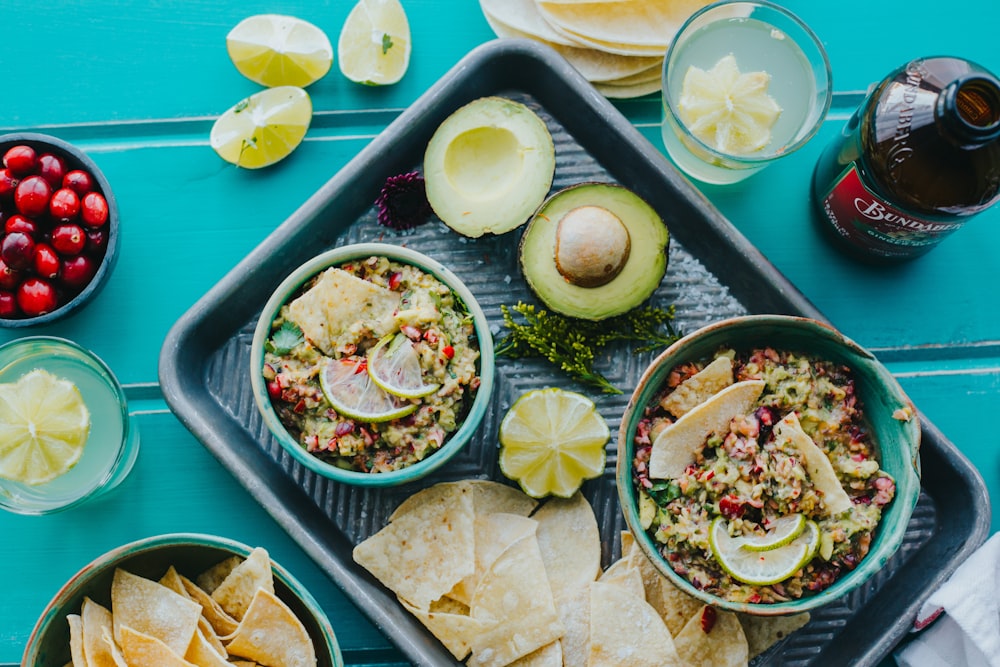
[319,358,417,423]
[210,86,312,169]
[709,517,820,586]
[367,334,440,399]
[498,388,609,498]
[227,14,333,87]
[740,514,807,552]
[677,54,782,155]
[337,0,412,86]
[0,369,91,486]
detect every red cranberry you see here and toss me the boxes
[719,494,746,519]
[4,214,38,236]
[3,145,37,177]
[85,228,107,254]
[1,231,36,271]
[51,223,87,256]
[0,290,17,317]
[80,191,108,227]
[49,187,81,221]
[17,277,58,316]
[37,153,67,188]
[61,254,96,289]
[62,170,93,196]
[0,259,22,290]
[33,243,61,279]
[0,169,18,198]
[14,175,53,218]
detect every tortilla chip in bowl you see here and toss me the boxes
[616,314,921,616]
[22,533,343,667]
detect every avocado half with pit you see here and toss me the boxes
[424,96,556,237]
[519,183,669,321]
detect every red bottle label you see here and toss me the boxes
[819,164,964,258]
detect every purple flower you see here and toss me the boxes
[375,171,433,230]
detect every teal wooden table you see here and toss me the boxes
[2,1,998,664]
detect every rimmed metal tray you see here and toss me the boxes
[159,39,991,666]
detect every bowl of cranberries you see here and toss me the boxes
[0,133,118,326]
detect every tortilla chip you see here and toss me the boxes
[660,356,734,418]
[452,512,538,604]
[184,626,232,667]
[648,379,765,479]
[773,412,853,516]
[354,481,476,610]
[554,587,591,667]
[224,589,317,667]
[389,479,536,523]
[739,612,810,658]
[111,569,202,657]
[181,574,239,636]
[159,566,189,597]
[597,558,645,600]
[588,581,681,666]
[81,597,117,667]
[196,616,227,657]
[288,267,400,356]
[100,627,128,667]
[510,640,563,666]
[195,556,243,594]
[400,597,482,660]
[534,493,602,594]
[674,605,749,667]
[68,614,86,667]
[119,626,196,666]
[210,547,274,622]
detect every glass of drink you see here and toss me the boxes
[0,337,139,514]
[660,0,832,184]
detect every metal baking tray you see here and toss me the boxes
[158,39,991,666]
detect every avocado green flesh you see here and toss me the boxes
[423,96,556,238]
[520,183,669,321]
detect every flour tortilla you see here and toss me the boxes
[479,0,576,46]
[593,78,662,98]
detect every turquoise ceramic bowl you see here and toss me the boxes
[250,242,495,487]
[617,315,921,616]
[22,533,344,667]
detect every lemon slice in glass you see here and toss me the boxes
[498,388,609,498]
[227,14,333,87]
[337,0,412,86]
[739,513,807,552]
[677,54,782,155]
[320,357,418,423]
[0,369,91,486]
[210,86,312,169]
[710,517,820,586]
[367,334,440,399]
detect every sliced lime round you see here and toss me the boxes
[709,517,820,586]
[367,334,440,399]
[740,514,807,552]
[319,357,417,423]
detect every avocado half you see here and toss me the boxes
[423,96,556,237]
[519,183,669,321]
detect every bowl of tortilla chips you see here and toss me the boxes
[617,314,921,616]
[22,533,343,667]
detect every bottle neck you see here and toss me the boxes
[935,73,1000,148]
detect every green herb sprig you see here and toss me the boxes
[266,321,305,355]
[495,302,680,394]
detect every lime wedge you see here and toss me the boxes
[677,54,782,155]
[319,358,417,423]
[498,388,609,498]
[210,86,312,169]
[0,369,91,486]
[367,334,440,399]
[337,0,412,86]
[227,14,333,87]
[709,517,820,586]
[740,514,807,552]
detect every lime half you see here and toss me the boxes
[709,517,820,586]
[0,369,91,486]
[498,388,609,498]
[740,514,807,552]
[227,14,333,87]
[319,358,417,423]
[210,86,312,169]
[367,334,440,399]
[337,0,412,85]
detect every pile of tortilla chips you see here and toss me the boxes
[353,480,809,666]
[479,0,717,98]
[65,547,317,667]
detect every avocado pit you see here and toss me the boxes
[554,206,632,287]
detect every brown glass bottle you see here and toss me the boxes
[812,56,1000,261]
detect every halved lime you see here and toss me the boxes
[337,0,412,86]
[319,358,417,423]
[498,388,609,498]
[0,369,91,486]
[210,86,312,169]
[709,517,820,586]
[227,14,333,88]
[367,334,440,399]
[740,514,807,552]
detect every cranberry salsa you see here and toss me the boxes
[632,347,896,604]
[263,255,480,474]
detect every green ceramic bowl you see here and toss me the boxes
[617,315,921,616]
[22,533,344,667]
[250,242,495,487]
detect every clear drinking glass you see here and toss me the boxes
[660,0,832,184]
[0,337,139,514]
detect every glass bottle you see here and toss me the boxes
[811,56,1000,261]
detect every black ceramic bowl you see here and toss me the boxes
[0,132,119,327]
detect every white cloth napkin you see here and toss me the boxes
[895,532,1000,667]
